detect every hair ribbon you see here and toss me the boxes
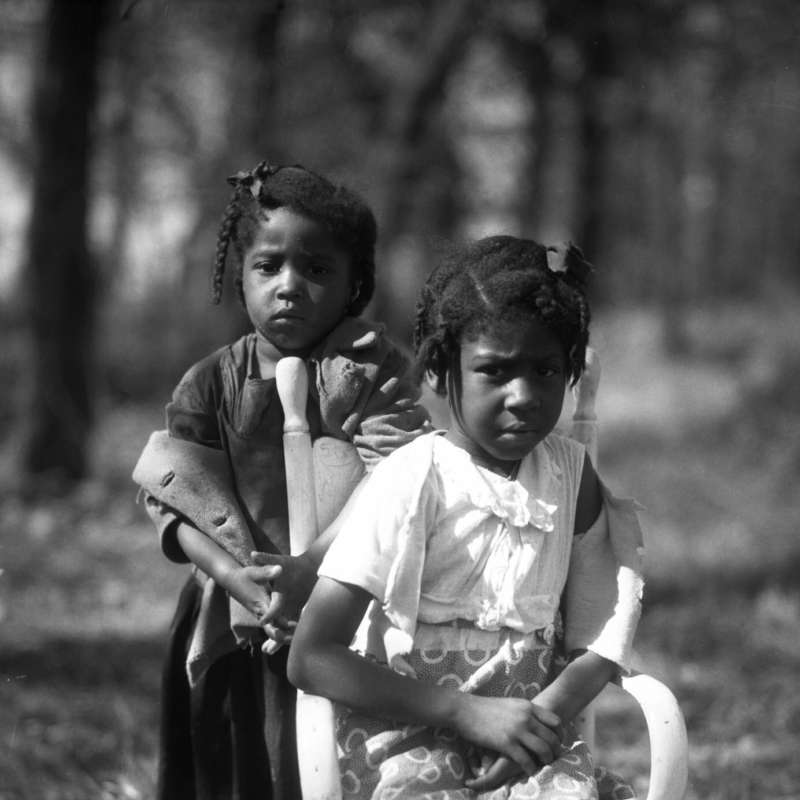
[226,162,280,199]
[546,242,593,284]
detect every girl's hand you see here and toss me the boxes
[454,696,563,779]
[227,563,295,648]
[229,562,280,619]
[465,752,524,792]
[251,550,318,652]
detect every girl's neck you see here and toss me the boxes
[443,429,521,479]
[252,333,314,380]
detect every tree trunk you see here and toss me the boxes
[24,0,109,483]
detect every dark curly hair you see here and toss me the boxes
[413,235,592,388]
[212,161,377,315]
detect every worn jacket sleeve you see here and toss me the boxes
[563,477,645,674]
[133,431,257,566]
[347,340,431,470]
[133,355,255,565]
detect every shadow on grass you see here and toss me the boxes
[0,635,166,800]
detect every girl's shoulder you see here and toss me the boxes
[536,430,586,486]
[543,429,586,458]
[375,429,439,470]
[354,432,441,516]
[177,335,253,391]
[170,335,254,418]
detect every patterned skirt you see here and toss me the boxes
[335,620,634,800]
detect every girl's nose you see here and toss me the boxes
[507,378,539,410]
[276,265,305,299]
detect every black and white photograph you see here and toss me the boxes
[1,2,798,798]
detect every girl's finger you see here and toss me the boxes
[525,717,562,756]
[519,731,556,767]
[506,744,538,778]
[263,623,288,643]
[252,565,282,582]
[262,625,293,655]
[261,614,295,632]
[464,757,522,791]
[261,591,286,624]
[530,705,564,739]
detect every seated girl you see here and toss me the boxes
[288,236,643,799]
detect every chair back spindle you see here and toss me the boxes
[277,357,343,800]
[569,347,600,749]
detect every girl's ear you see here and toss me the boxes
[425,368,447,396]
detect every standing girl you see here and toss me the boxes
[288,235,643,799]
[133,162,429,800]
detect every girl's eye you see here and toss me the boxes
[538,367,558,378]
[256,261,279,274]
[307,264,330,277]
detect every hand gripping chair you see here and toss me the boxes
[275,353,688,800]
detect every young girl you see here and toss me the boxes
[288,236,643,799]
[132,162,430,800]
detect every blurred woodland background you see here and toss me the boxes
[1,0,800,798]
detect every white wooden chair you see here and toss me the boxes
[275,352,688,800]
[569,349,688,799]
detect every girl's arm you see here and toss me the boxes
[533,649,617,719]
[251,472,371,638]
[176,522,289,641]
[288,576,564,778]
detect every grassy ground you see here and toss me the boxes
[2,301,800,799]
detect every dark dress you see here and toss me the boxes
[158,579,292,800]
[156,338,321,800]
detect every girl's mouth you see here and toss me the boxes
[272,311,305,322]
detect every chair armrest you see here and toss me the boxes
[294,674,688,800]
[612,671,688,800]
[296,691,342,800]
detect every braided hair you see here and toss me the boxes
[413,236,593,388]
[212,161,377,315]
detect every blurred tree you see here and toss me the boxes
[337,0,479,339]
[23,0,110,483]
[5,0,800,445]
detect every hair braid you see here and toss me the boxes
[211,186,247,305]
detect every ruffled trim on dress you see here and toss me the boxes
[435,435,559,532]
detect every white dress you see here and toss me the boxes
[319,432,641,800]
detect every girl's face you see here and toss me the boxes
[438,318,568,474]
[241,207,354,363]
